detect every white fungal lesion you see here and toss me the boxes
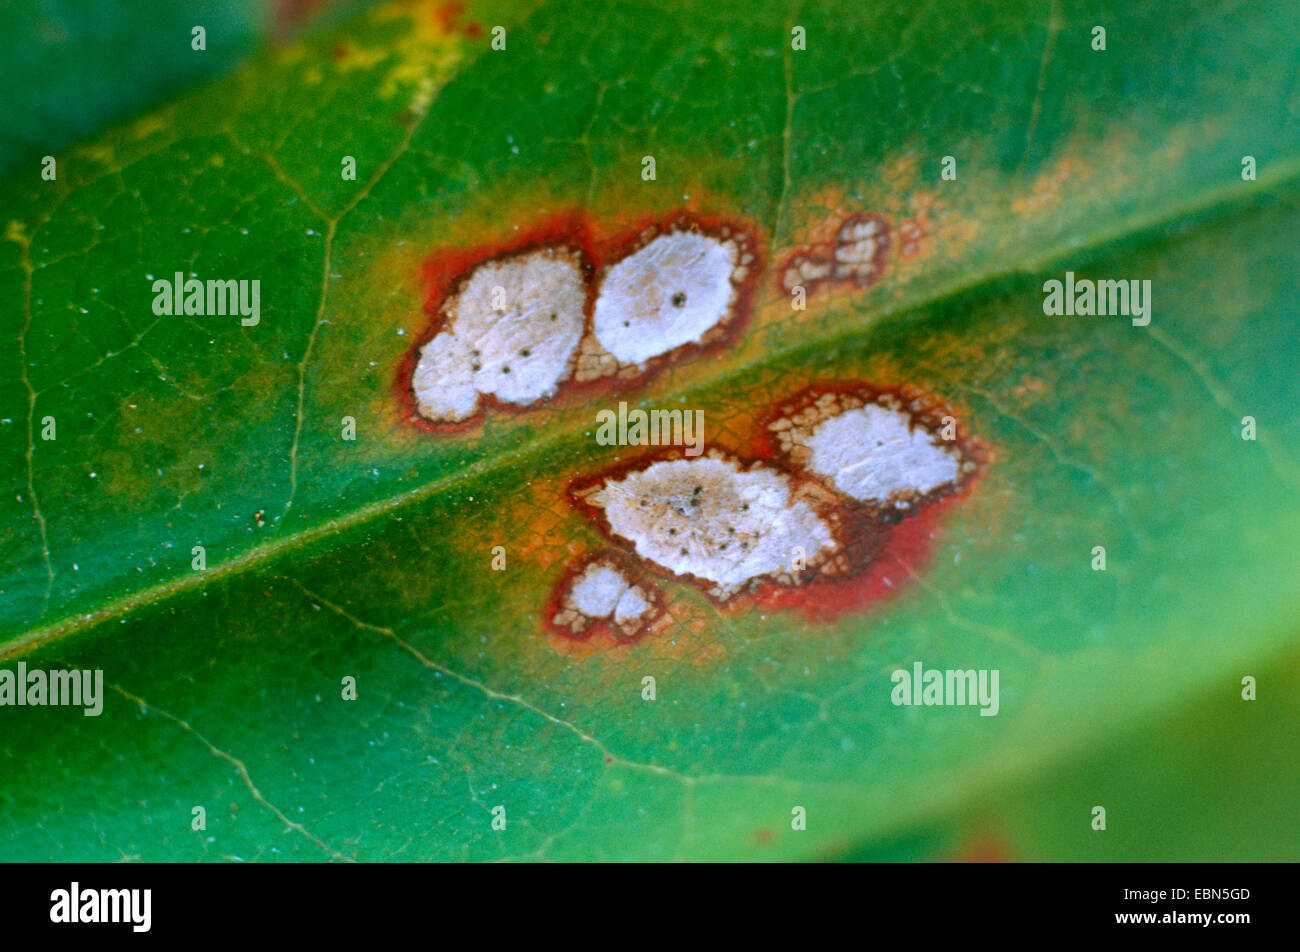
[410,223,758,423]
[577,225,754,380]
[551,557,660,637]
[573,451,846,598]
[411,246,588,422]
[769,389,976,509]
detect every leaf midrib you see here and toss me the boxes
[6,159,1298,660]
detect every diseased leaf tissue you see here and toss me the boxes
[2,0,1298,865]
[403,205,986,646]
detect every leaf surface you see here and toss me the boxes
[1,0,1298,861]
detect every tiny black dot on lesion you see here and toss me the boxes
[549,313,557,322]
[671,291,687,308]
[519,348,531,357]
[502,365,511,374]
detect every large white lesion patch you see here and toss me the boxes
[551,557,660,638]
[574,452,842,598]
[769,389,974,509]
[411,246,588,422]
[582,227,753,377]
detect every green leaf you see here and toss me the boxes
[0,0,267,178]
[2,0,1297,861]
[0,0,383,179]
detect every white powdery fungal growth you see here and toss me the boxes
[581,454,837,598]
[805,403,960,503]
[590,230,743,366]
[554,559,657,637]
[411,247,587,422]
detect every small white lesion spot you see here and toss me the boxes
[582,227,753,377]
[552,557,659,637]
[780,249,832,292]
[831,213,890,286]
[411,246,587,422]
[770,389,975,509]
[575,452,843,598]
[777,212,891,295]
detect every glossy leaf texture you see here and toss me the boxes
[0,0,268,178]
[1,0,1298,861]
[0,0,384,178]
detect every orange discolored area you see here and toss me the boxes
[432,1,483,38]
[947,833,1017,863]
[1012,156,1093,216]
[897,212,933,260]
